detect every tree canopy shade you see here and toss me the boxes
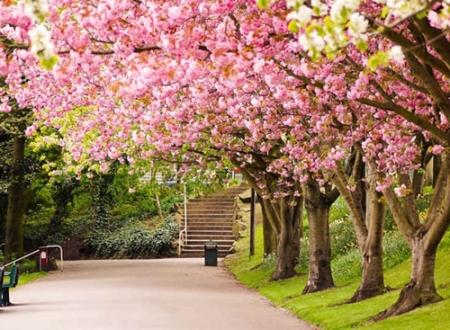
[1,0,450,320]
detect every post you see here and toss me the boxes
[250,188,255,256]
[183,183,188,243]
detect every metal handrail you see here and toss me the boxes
[177,182,189,257]
[1,245,64,271]
[178,229,186,256]
[1,249,40,269]
[45,245,64,271]
[183,183,188,243]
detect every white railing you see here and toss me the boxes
[178,229,186,256]
[184,183,188,242]
[1,249,40,269]
[178,183,188,257]
[1,245,64,271]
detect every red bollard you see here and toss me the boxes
[39,247,50,272]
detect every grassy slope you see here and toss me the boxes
[7,272,47,289]
[224,225,450,330]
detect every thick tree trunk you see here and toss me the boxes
[378,150,450,319]
[270,197,303,280]
[376,239,441,319]
[350,181,385,302]
[303,181,334,294]
[259,195,277,257]
[4,136,26,260]
[332,160,386,302]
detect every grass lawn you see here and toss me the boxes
[224,225,450,330]
[17,272,47,286]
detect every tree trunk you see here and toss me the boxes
[303,181,334,294]
[4,136,26,260]
[412,169,424,197]
[259,195,277,257]
[378,149,450,319]
[433,155,441,188]
[375,239,441,320]
[350,179,385,302]
[332,160,386,302]
[270,196,303,280]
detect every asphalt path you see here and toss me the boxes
[0,259,313,330]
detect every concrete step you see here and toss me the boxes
[185,219,234,224]
[188,198,236,202]
[187,234,235,240]
[185,219,234,223]
[182,220,233,225]
[182,245,233,251]
[184,213,235,218]
[187,239,235,244]
[181,225,233,230]
[186,206,235,211]
[180,251,229,258]
[188,229,233,235]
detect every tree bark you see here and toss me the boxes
[303,180,335,293]
[259,195,277,257]
[332,157,386,302]
[262,196,303,280]
[239,167,302,280]
[4,136,26,260]
[375,239,441,319]
[377,149,450,319]
[351,165,385,302]
[412,169,424,197]
[433,155,441,188]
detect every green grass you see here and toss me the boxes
[15,272,47,287]
[225,225,450,330]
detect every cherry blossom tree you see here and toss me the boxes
[2,0,449,318]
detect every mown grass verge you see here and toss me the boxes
[12,272,47,288]
[224,224,450,330]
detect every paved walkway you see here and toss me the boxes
[0,259,312,330]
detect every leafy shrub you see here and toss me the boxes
[20,259,38,273]
[297,238,310,274]
[160,194,183,214]
[330,218,358,258]
[332,248,362,284]
[85,218,179,258]
[330,198,350,222]
[383,230,410,269]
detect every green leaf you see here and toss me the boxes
[381,6,389,19]
[356,39,368,52]
[415,9,428,19]
[39,55,59,70]
[288,20,299,33]
[256,0,270,10]
[367,51,389,70]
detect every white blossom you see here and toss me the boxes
[311,0,329,15]
[287,6,313,25]
[348,13,368,38]
[287,0,303,8]
[299,30,325,53]
[29,25,53,56]
[389,45,405,63]
[330,0,361,22]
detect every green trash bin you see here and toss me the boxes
[204,240,218,266]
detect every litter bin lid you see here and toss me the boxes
[205,240,218,249]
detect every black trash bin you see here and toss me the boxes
[204,240,218,266]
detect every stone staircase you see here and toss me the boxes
[179,186,248,258]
